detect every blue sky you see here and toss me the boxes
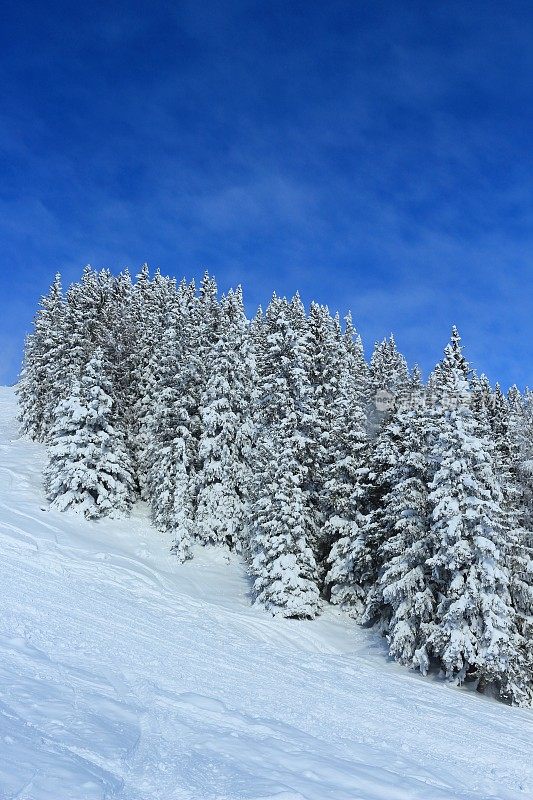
[1,0,531,387]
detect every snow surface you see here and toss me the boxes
[0,386,531,800]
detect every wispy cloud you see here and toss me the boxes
[0,0,531,387]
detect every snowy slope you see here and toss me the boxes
[0,386,531,800]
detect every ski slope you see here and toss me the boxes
[0,386,531,800]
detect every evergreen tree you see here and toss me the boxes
[498,386,533,705]
[305,302,347,575]
[373,396,435,673]
[346,417,401,620]
[63,266,115,377]
[196,288,256,551]
[368,335,409,433]
[194,272,221,439]
[343,311,370,407]
[470,373,493,419]
[18,274,67,441]
[469,378,532,704]
[131,267,181,496]
[248,294,320,618]
[448,324,471,379]
[250,408,320,618]
[426,335,517,692]
[107,268,136,437]
[327,360,417,620]
[45,349,135,519]
[144,318,196,561]
[322,361,369,612]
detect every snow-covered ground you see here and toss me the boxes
[0,386,531,800]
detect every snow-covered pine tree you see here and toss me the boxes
[18,274,68,441]
[250,405,320,618]
[507,395,533,627]
[194,272,221,434]
[468,377,532,704]
[63,266,113,376]
[106,268,135,436]
[131,267,182,496]
[426,333,518,694]
[144,270,219,505]
[342,412,401,620]
[323,356,369,613]
[326,358,417,621]
[44,266,122,435]
[448,324,471,378]
[321,312,371,604]
[492,385,533,706]
[343,311,370,407]
[368,335,410,434]
[304,302,347,577]
[45,349,135,519]
[144,318,196,561]
[348,365,428,625]
[195,288,256,551]
[371,386,435,673]
[507,386,533,536]
[250,303,263,338]
[471,373,493,419]
[136,270,205,539]
[128,264,158,494]
[248,294,320,618]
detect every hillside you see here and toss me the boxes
[0,386,531,800]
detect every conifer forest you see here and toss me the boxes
[17,266,533,707]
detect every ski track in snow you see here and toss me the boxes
[0,386,531,800]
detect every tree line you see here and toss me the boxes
[17,266,533,706]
